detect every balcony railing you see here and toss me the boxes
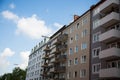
[99,68,120,78]
[59,44,67,52]
[51,47,60,54]
[99,0,119,13]
[99,29,120,43]
[99,12,119,28]
[58,34,68,42]
[99,47,120,60]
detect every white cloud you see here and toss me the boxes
[53,22,63,28]
[9,3,15,9]
[16,14,52,39]
[0,48,15,74]
[2,10,52,39]
[18,51,30,69]
[1,10,19,23]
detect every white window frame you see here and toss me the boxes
[93,32,101,43]
[92,47,101,58]
[92,63,101,74]
[81,43,87,50]
[74,58,78,65]
[81,55,86,63]
[80,69,86,78]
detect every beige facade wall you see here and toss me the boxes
[63,11,90,80]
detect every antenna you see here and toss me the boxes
[42,35,49,38]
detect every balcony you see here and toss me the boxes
[99,29,120,43]
[53,38,61,45]
[51,47,60,54]
[50,66,66,73]
[99,12,119,28]
[99,47,120,60]
[58,34,68,42]
[51,57,58,63]
[58,55,67,62]
[56,66,66,73]
[42,54,49,59]
[59,44,67,52]
[44,46,51,51]
[41,63,49,67]
[49,67,55,73]
[99,0,119,13]
[49,53,55,58]
[99,68,120,78]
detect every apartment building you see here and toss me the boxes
[91,0,120,80]
[26,38,49,80]
[64,11,91,80]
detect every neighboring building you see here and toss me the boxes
[41,26,68,80]
[91,0,120,80]
[26,38,49,80]
[49,26,68,80]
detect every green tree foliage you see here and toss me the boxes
[0,67,26,80]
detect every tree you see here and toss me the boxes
[0,67,26,80]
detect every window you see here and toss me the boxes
[93,8,100,16]
[81,43,87,50]
[75,46,79,53]
[82,17,88,26]
[77,23,80,29]
[92,47,101,58]
[93,19,100,29]
[70,27,74,33]
[93,32,101,43]
[92,63,101,74]
[107,61,120,68]
[69,48,73,55]
[82,29,87,37]
[68,60,72,66]
[75,34,79,40]
[74,58,78,65]
[67,72,71,79]
[81,55,86,63]
[80,69,86,78]
[73,71,77,78]
[70,37,73,43]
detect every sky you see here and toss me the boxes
[0,0,99,75]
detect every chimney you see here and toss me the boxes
[74,15,79,21]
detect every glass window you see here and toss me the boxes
[81,43,87,50]
[82,17,88,26]
[69,48,73,55]
[81,55,86,63]
[93,19,100,29]
[93,32,100,43]
[75,46,79,53]
[77,23,80,29]
[73,71,77,78]
[93,8,100,16]
[70,37,73,43]
[68,60,72,66]
[74,58,78,65]
[92,47,101,58]
[75,34,79,40]
[92,63,101,74]
[80,69,86,78]
[82,29,87,37]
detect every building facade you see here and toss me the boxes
[26,38,49,80]
[91,0,120,80]
[65,11,91,80]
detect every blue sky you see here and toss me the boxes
[0,0,99,75]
